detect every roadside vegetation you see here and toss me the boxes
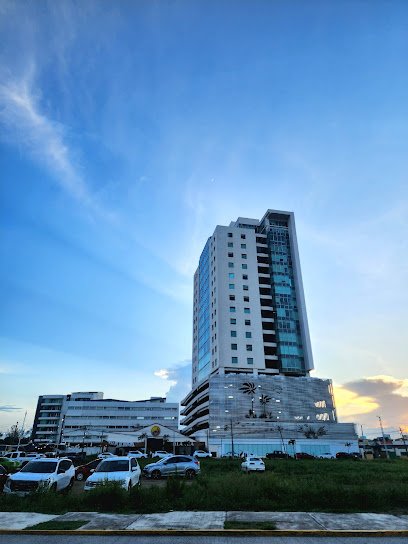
[1,459,407,515]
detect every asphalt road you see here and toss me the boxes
[1,536,408,544]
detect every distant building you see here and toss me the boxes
[31,392,179,445]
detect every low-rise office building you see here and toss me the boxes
[31,392,179,445]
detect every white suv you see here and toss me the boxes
[4,458,75,495]
[84,456,141,491]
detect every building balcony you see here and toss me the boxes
[180,395,209,417]
[181,407,209,427]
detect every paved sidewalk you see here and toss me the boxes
[1,511,408,531]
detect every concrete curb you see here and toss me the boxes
[1,529,408,537]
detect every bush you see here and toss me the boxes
[82,482,128,512]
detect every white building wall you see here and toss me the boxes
[214,225,265,374]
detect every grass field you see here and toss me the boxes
[1,458,407,515]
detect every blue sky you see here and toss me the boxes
[0,0,407,438]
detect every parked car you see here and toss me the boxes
[152,451,170,459]
[295,452,315,460]
[241,456,265,473]
[266,451,291,459]
[127,450,148,459]
[221,452,241,458]
[319,453,335,459]
[3,458,75,496]
[97,452,115,459]
[75,458,102,481]
[143,455,200,479]
[84,457,141,491]
[193,450,211,458]
[2,451,42,467]
[0,465,9,492]
[336,452,361,460]
[0,457,20,472]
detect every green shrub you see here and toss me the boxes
[82,482,128,512]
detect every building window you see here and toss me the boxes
[231,343,237,350]
[229,306,236,313]
[244,308,250,313]
[247,357,254,365]
[243,285,248,290]
[242,264,248,269]
[246,344,253,351]
[228,252,234,258]
[229,295,235,301]
[232,357,238,364]
[229,273,235,279]
[228,242,233,248]
[228,233,233,238]
[245,319,251,325]
[241,234,246,239]
[228,262,234,268]
[231,330,237,337]
[241,243,246,249]
[241,253,247,259]
[242,274,248,280]
[243,296,249,302]
[229,284,235,290]
[230,318,236,324]
[246,332,252,338]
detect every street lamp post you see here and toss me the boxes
[378,416,390,460]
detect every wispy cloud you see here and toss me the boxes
[0,405,21,412]
[0,67,113,220]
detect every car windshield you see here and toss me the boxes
[20,461,57,473]
[96,460,129,472]
[249,457,262,462]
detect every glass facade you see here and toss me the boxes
[266,219,305,374]
[197,240,211,382]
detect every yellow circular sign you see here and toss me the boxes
[151,425,161,437]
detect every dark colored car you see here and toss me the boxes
[266,451,292,459]
[0,465,9,491]
[295,452,315,460]
[336,452,361,460]
[75,458,101,481]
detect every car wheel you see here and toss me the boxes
[185,469,196,479]
[151,470,161,480]
[76,472,84,481]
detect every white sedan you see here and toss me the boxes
[127,450,147,459]
[84,457,141,491]
[152,451,170,459]
[193,450,212,458]
[241,456,265,473]
[319,453,335,459]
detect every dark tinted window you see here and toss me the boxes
[175,457,191,463]
[59,460,72,471]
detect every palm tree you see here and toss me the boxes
[259,394,272,418]
[138,433,148,453]
[162,434,170,451]
[239,382,257,417]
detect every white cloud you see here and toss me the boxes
[155,361,191,403]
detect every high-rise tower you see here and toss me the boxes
[192,210,313,387]
[182,210,358,456]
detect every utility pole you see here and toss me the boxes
[378,416,390,460]
[16,411,27,452]
[400,427,408,456]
